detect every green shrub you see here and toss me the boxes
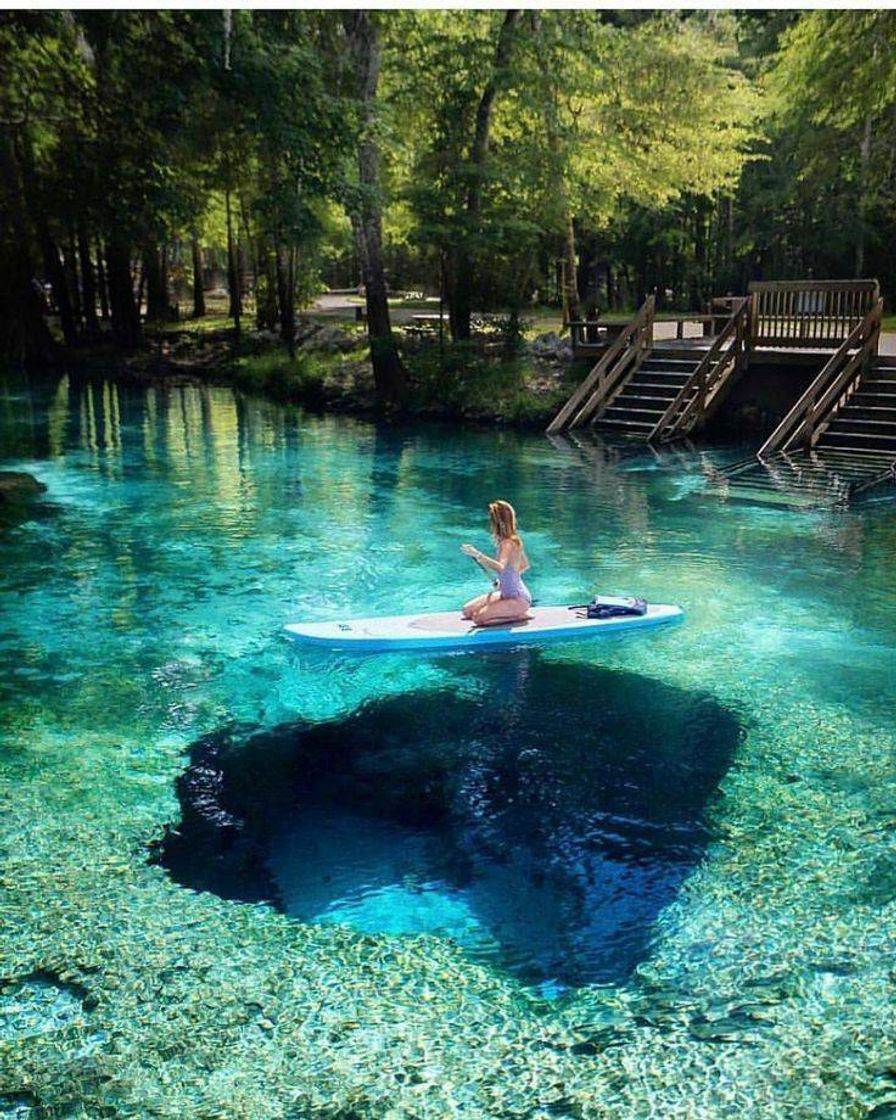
[234,351,328,402]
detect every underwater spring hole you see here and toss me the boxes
[158,654,742,992]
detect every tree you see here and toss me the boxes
[766,11,896,280]
[342,10,405,404]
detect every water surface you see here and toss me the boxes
[2,369,895,1119]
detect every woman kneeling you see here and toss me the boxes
[461,500,532,627]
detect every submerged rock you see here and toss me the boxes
[0,472,46,506]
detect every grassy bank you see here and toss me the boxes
[231,342,583,426]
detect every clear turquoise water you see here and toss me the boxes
[2,370,896,1118]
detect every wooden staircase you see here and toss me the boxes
[548,296,749,442]
[816,360,896,456]
[709,304,896,507]
[596,352,703,438]
[707,447,895,509]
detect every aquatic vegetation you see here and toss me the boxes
[1,373,895,1118]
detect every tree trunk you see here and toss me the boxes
[66,230,83,336]
[691,197,709,309]
[96,238,110,322]
[562,214,581,325]
[191,237,206,318]
[451,9,522,341]
[78,225,100,335]
[257,241,279,331]
[0,130,55,366]
[143,246,168,321]
[225,188,241,335]
[42,234,78,347]
[856,111,872,277]
[274,239,295,358]
[531,12,579,328]
[342,10,405,405]
[106,237,142,350]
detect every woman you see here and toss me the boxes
[461,500,532,626]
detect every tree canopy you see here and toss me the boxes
[1,8,894,393]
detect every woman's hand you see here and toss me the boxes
[461,543,479,558]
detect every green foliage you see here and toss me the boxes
[235,349,328,400]
[738,10,896,287]
[401,340,563,424]
[4,8,895,372]
[379,10,759,319]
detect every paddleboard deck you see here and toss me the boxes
[283,600,684,652]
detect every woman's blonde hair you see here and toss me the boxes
[489,499,521,545]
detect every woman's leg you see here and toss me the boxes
[471,595,531,626]
[462,591,493,619]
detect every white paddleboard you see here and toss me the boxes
[283,599,684,653]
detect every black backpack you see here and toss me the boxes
[576,595,648,620]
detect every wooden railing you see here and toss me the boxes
[547,296,655,433]
[568,319,607,349]
[758,298,883,458]
[749,280,879,348]
[650,297,751,443]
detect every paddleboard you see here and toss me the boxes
[283,599,684,653]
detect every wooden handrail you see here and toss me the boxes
[748,279,879,349]
[758,298,883,458]
[649,297,750,443]
[547,296,654,433]
[749,279,880,293]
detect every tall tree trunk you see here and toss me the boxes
[562,214,581,325]
[191,237,206,318]
[274,238,295,358]
[78,225,100,335]
[691,197,709,309]
[42,234,78,347]
[225,188,241,336]
[238,196,260,320]
[856,111,873,277]
[66,230,83,335]
[143,246,168,321]
[342,10,405,405]
[531,12,580,327]
[0,130,55,365]
[257,241,279,331]
[96,237,110,322]
[106,237,142,350]
[15,130,76,347]
[451,9,522,341]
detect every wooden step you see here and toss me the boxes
[839,406,896,423]
[595,416,656,433]
[766,464,854,486]
[640,358,700,371]
[854,384,896,398]
[626,376,685,389]
[825,417,896,438]
[630,368,693,380]
[809,453,895,473]
[602,409,664,426]
[818,431,896,451]
[718,483,843,508]
[615,392,676,407]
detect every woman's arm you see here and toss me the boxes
[461,543,502,572]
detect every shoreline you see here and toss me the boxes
[10,323,577,431]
